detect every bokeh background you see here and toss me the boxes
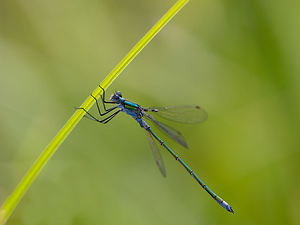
[1,0,299,224]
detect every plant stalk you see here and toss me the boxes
[0,0,189,224]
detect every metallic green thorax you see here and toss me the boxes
[124,100,139,112]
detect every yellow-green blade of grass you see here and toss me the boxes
[0,0,190,224]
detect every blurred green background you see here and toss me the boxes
[1,0,299,224]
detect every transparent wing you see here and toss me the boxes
[144,113,188,149]
[142,121,166,177]
[145,105,207,124]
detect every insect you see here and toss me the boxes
[76,86,234,214]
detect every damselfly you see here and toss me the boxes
[76,86,234,214]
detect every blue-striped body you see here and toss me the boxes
[147,127,233,213]
[106,91,234,214]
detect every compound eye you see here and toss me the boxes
[115,91,122,97]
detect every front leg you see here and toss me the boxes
[90,94,118,116]
[75,107,121,124]
[99,85,116,112]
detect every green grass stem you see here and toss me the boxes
[0,0,189,224]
